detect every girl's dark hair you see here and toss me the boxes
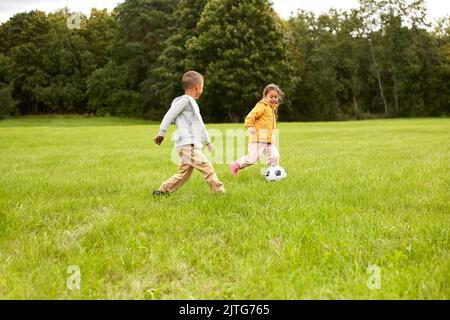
[262,83,284,104]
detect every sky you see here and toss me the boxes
[272,0,449,21]
[0,0,449,24]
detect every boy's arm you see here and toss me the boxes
[244,103,265,128]
[155,98,187,144]
[203,126,211,145]
[203,128,213,152]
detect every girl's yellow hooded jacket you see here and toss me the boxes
[244,99,278,143]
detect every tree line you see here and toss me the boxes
[0,0,449,122]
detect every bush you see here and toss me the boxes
[0,83,17,118]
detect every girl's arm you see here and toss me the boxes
[244,103,265,128]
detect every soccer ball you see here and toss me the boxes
[265,166,287,182]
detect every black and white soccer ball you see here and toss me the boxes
[265,166,287,182]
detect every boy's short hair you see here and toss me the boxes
[182,71,203,90]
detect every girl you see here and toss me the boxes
[229,84,283,176]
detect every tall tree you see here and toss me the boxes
[36,9,96,114]
[81,8,117,68]
[185,0,289,122]
[358,0,429,115]
[142,0,207,119]
[2,10,50,114]
[113,0,179,81]
[429,16,450,115]
[0,53,16,116]
[86,0,179,117]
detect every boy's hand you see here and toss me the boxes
[206,143,213,153]
[154,136,164,145]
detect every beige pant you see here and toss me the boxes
[158,144,225,193]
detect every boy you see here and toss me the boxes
[153,71,225,195]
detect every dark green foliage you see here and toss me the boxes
[142,0,208,119]
[185,0,289,122]
[0,0,448,120]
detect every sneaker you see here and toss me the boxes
[229,162,239,176]
[152,190,170,196]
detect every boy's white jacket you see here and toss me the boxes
[158,95,211,148]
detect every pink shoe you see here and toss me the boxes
[229,162,239,176]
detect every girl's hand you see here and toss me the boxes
[248,127,257,135]
[207,143,214,153]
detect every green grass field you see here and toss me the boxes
[0,116,449,299]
